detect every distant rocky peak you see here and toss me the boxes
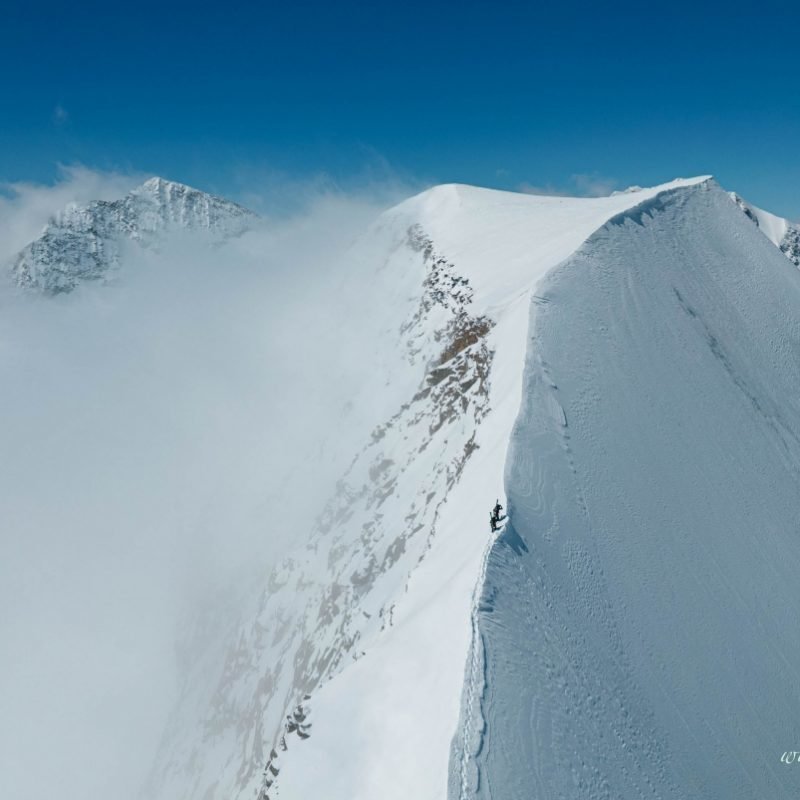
[9,177,259,294]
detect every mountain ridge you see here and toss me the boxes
[9,175,799,297]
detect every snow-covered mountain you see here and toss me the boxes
[5,175,800,800]
[9,177,257,293]
[136,178,800,800]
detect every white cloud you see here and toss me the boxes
[52,103,69,125]
[0,167,411,800]
[570,171,619,197]
[0,165,143,263]
[517,180,572,197]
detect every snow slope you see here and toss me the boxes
[456,180,800,799]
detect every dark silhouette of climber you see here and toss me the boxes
[493,499,504,520]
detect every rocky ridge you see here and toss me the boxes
[143,222,495,800]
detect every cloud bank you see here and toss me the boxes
[0,167,410,800]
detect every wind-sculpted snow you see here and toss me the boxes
[144,223,496,800]
[457,181,800,799]
[10,177,257,293]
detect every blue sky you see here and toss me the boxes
[2,0,799,217]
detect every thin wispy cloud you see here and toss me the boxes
[517,180,572,197]
[52,103,69,125]
[225,155,419,218]
[571,172,618,197]
[518,172,619,198]
[0,165,143,263]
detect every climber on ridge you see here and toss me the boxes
[490,499,506,532]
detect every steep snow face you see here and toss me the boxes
[456,181,800,799]
[9,177,257,293]
[731,191,800,267]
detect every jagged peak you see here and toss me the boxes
[9,176,259,294]
[136,175,211,197]
[132,176,257,214]
[135,175,180,199]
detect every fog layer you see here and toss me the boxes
[0,169,407,800]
